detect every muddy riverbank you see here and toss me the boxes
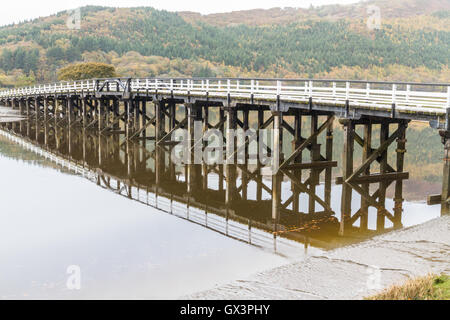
[187,215,450,300]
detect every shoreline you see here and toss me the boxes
[186,215,450,300]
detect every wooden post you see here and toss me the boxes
[226,106,237,164]
[325,115,334,206]
[272,171,282,223]
[170,101,176,131]
[243,109,249,162]
[26,98,31,118]
[55,116,60,150]
[155,100,165,141]
[68,97,73,128]
[35,97,39,122]
[187,163,202,195]
[68,123,72,156]
[104,99,110,130]
[360,123,372,231]
[19,99,25,115]
[225,105,237,204]
[43,97,49,123]
[82,98,87,128]
[291,110,302,212]
[54,97,59,129]
[340,119,354,236]
[134,98,140,133]
[257,109,264,201]
[394,121,407,226]
[19,99,25,133]
[35,97,40,141]
[377,122,389,231]
[141,100,147,142]
[441,129,450,215]
[309,113,319,214]
[220,108,225,133]
[43,98,49,146]
[272,111,282,175]
[98,99,104,132]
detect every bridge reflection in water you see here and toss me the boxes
[0,116,433,254]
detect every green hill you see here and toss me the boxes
[0,1,448,88]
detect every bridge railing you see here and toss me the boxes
[1,78,449,113]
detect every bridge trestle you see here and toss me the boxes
[338,118,410,235]
[2,80,449,243]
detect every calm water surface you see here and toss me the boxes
[0,141,294,299]
[0,119,442,299]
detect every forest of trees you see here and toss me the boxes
[0,47,39,73]
[0,5,447,86]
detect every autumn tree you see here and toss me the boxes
[57,62,117,81]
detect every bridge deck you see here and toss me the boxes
[1,78,449,124]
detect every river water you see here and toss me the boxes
[0,116,443,299]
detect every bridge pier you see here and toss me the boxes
[338,118,409,235]
[440,130,450,215]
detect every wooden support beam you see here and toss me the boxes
[427,194,442,206]
[260,115,274,129]
[353,130,396,173]
[279,115,334,170]
[213,116,227,130]
[283,161,337,170]
[346,126,402,183]
[157,117,188,144]
[282,169,334,214]
[128,115,156,140]
[335,172,409,184]
[282,120,295,136]
[440,128,450,215]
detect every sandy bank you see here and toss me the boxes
[187,216,450,300]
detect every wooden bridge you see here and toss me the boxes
[1,77,449,237]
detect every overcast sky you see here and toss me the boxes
[1,0,362,26]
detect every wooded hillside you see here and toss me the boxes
[0,1,448,87]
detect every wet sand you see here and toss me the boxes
[187,215,450,300]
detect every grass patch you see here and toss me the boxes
[367,274,450,300]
